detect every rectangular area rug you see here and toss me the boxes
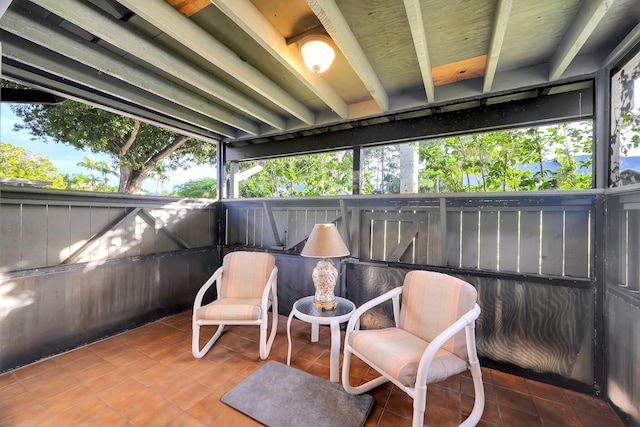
[221,361,374,427]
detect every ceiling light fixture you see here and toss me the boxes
[300,35,335,74]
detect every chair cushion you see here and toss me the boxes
[399,270,477,361]
[221,252,276,299]
[349,328,468,387]
[195,298,262,321]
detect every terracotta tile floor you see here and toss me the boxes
[0,311,625,427]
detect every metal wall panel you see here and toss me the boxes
[21,205,47,269]
[446,211,461,266]
[606,291,640,424]
[0,248,218,373]
[69,206,91,259]
[461,211,479,269]
[541,211,564,276]
[629,211,640,290]
[0,204,21,269]
[46,205,70,265]
[565,210,590,278]
[519,211,541,274]
[604,188,640,424]
[344,261,595,386]
[498,211,519,272]
[479,211,498,270]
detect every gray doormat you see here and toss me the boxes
[221,361,374,427]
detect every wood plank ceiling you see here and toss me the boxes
[1,0,639,157]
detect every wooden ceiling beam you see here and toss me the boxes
[124,0,315,126]
[226,89,593,162]
[29,0,286,130]
[2,53,222,143]
[483,0,513,93]
[307,0,389,113]
[403,0,435,103]
[1,8,243,137]
[432,55,487,86]
[549,0,614,81]
[165,0,209,17]
[212,0,349,120]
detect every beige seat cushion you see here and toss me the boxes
[399,271,477,361]
[221,252,276,299]
[349,327,468,387]
[195,298,262,321]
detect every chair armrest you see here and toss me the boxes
[260,266,278,311]
[345,286,403,336]
[193,266,223,311]
[415,303,481,385]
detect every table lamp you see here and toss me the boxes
[300,223,350,310]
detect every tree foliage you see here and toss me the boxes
[10,100,216,194]
[417,121,593,193]
[237,151,355,198]
[234,121,593,198]
[5,76,594,197]
[173,178,217,198]
[0,142,65,188]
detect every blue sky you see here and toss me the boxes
[0,104,216,193]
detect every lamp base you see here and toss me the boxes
[313,298,337,310]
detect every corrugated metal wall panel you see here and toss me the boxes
[0,248,218,373]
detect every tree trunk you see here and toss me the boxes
[119,165,132,192]
[118,165,149,193]
[116,134,191,194]
[125,169,150,194]
[399,143,419,193]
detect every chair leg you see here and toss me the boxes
[460,360,485,427]
[259,309,279,360]
[411,384,427,427]
[192,323,224,358]
[341,346,389,394]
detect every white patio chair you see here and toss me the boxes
[342,270,484,427]
[192,251,278,360]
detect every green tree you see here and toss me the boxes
[0,142,65,188]
[150,162,170,194]
[173,178,217,198]
[238,151,353,197]
[363,145,400,193]
[417,121,593,193]
[76,156,100,190]
[62,172,117,192]
[92,159,117,186]
[10,99,216,194]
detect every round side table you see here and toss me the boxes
[286,296,356,382]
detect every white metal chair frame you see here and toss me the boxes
[192,262,278,360]
[342,286,485,427]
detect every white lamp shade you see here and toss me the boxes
[301,37,335,73]
[301,223,349,258]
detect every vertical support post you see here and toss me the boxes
[216,139,226,255]
[594,68,610,190]
[594,63,611,398]
[438,197,447,266]
[353,146,363,195]
[593,194,606,396]
[229,161,238,199]
[217,139,226,200]
[593,67,610,394]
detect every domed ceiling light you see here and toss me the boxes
[300,35,335,73]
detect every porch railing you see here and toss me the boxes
[0,186,217,272]
[223,190,600,281]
